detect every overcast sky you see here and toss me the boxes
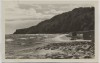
[4,1,94,34]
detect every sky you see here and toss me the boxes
[3,1,95,34]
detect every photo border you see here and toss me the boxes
[1,0,99,62]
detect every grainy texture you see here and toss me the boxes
[5,34,94,59]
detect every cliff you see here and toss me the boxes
[14,7,94,34]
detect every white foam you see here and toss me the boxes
[19,38,27,40]
[6,39,13,42]
[29,37,35,39]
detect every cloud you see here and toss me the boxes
[44,9,65,14]
[4,1,54,22]
[33,5,42,9]
[4,1,93,21]
[5,7,53,21]
[48,5,55,9]
[18,4,34,9]
[4,1,55,34]
[18,4,42,10]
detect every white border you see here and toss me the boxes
[1,0,99,62]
